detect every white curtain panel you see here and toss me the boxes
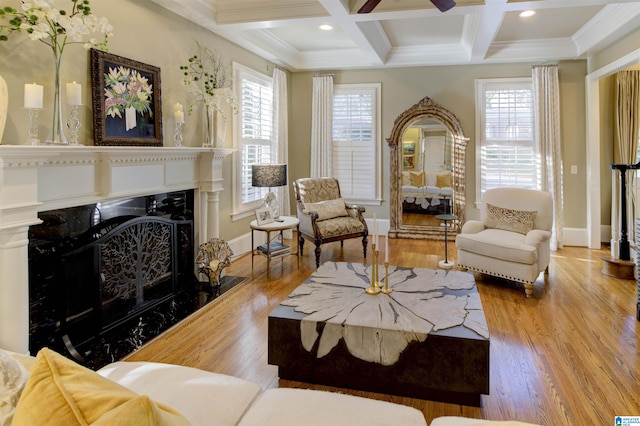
[310,75,333,178]
[273,68,290,220]
[613,70,640,251]
[532,64,564,250]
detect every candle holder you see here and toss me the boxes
[66,104,82,145]
[174,122,184,147]
[27,108,41,145]
[365,243,381,295]
[381,262,392,294]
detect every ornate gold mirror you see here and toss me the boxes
[387,97,468,239]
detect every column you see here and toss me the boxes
[0,226,31,353]
[207,191,221,240]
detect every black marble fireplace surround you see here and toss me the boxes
[28,190,211,369]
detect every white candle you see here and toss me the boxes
[66,81,82,105]
[24,83,43,109]
[385,232,389,263]
[174,102,183,113]
[174,110,184,124]
[373,213,378,247]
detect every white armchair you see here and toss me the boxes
[455,188,553,297]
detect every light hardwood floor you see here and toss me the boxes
[126,238,640,425]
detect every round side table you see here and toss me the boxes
[250,216,300,278]
[435,213,457,269]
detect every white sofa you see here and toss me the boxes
[2,347,540,425]
[97,361,428,426]
[455,188,553,297]
[402,170,453,211]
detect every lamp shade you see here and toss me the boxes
[252,164,287,188]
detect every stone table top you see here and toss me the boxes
[279,261,489,366]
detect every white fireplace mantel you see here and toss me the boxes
[0,145,233,353]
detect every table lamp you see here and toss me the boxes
[251,164,287,218]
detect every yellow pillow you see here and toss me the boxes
[436,172,452,188]
[12,348,188,426]
[410,172,425,187]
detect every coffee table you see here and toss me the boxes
[268,261,490,406]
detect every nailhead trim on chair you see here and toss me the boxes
[457,263,534,285]
[458,263,537,297]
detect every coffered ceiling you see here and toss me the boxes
[150,0,640,71]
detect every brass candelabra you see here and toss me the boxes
[365,244,391,295]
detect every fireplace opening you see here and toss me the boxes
[28,190,212,368]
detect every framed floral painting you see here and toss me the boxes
[90,49,163,146]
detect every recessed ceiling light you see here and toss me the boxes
[519,10,536,18]
[319,24,333,31]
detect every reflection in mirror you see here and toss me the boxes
[387,97,468,240]
[400,118,453,228]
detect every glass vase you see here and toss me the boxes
[45,50,68,145]
[203,104,215,148]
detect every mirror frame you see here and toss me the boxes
[387,96,468,239]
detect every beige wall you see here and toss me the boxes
[589,27,640,73]
[0,0,277,241]
[290,61,588,227]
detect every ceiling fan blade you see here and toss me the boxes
[358,0,455,14]
[430,0,456,12]
[358,0,383,14]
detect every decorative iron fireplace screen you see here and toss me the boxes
[28,191,195,366]
[64,216,183,337]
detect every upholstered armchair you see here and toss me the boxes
[455,188,553,297]
[196,238,233,287]
[294,177,368,268]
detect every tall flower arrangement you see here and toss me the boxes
[180,41,236,147]
[0,0,113,144]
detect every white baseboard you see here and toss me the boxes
[563,227,589,247]
[228,232,261,260]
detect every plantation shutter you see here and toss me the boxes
[479,81,536,193]
[332,87,376,200]
[240,73,274,204]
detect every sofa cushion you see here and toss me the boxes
[402,171,411,185]
[426,171,437,186]
[12,348,188,426]
[98,361,262,426]
[430,416,540,426]
[485,203,537,235]
[304,198,348,220]
[455,229,537,265]
[237,388,427,426]
[0,349,29,426]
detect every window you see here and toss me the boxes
[475,78,537,203]
[232,63,274,217]
[332,83,381,204]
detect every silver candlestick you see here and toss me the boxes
[66,104,81,145]
[174,122,184,147]
[27,108,41,145]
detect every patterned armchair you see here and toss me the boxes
[196,238,233,287]
[294,177,368,268]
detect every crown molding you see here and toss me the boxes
[573,3,640,56]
